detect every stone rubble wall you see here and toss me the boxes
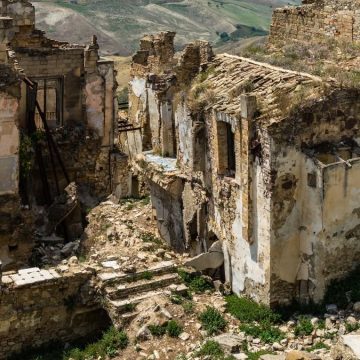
[0,266,106,359]
[269,0,360,44]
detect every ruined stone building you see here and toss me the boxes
[124,2,360,306]
[0,0,117,268]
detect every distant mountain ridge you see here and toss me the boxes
[33,0,300,55]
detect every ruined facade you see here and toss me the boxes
[270,0,360,44]
[126,20,360,304]
[0,0,117,269]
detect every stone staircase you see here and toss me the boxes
[98,260,183,326]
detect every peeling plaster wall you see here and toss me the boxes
[149,179,185,252]
[175,101,193,168]
[270,144,360,305]
[270,147,322,305]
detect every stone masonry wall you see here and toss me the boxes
[269,0,360,44]
[0,266,107,358]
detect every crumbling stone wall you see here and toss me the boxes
[0,267,107,358]
[269,0,360,44]
[129,31,360,306]
[268,90,360,305]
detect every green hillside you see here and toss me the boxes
[33,0,300,55]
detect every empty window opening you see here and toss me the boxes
[217,121,236,177]
[193,124,206,172]
[131,176,140,198]
[32,77,63,129]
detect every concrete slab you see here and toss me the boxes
[342,334,360,358]
[18,267,40,274]
[101,261,120,270]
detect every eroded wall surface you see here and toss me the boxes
[0,267,106,358]
[269,0,360,44]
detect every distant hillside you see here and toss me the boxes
[33,0,300,55]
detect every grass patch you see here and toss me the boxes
[167,320,183,338]
[307,341,330,352]
[178,269,213,293]
[66,327,128,360]
[345,322,360,333]
[140,232,163,246]
[148,321,183,338]
[199,307,227,335]
[148,324,167,337]
[239,322,284,344]
[294,316,314,337]
[225,295,280,324]
[182,300,195,314]
[195,340,235,360]
[246,350,273,360]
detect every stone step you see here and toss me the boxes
[108,290,165,313]
[98,260,177,285]
[106,273,181,300]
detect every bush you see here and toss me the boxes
[148,321,183,338]
[148,324,167,337]
[307,342,330,352]
[199,307,227,335]
[239,322,284,344]
[225,295,280,324]
[167,320,183,338]
[66,327,128,360]
[178,269,213,293]
[294,316,314,336]
[196,340,223,357]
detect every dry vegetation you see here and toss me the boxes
[239,39,360,88]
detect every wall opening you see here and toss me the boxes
[193,123,206,172]
[217,121,236,177]
[30,77,64,129]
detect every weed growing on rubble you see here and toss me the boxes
[240,322,284,344]
[199,307,227,335]
[148,324,167,337]
[148,320,183,338]
[167,320,183,337]
[294,316,314,336]
[225,295,280,324]
[307,341,330,352]
[66,327,128,359]
[140,231,163,246]
[178,269,213,293]
[345,322,360,333]
[195,340,236,360]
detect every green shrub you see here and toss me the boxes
[167,320,183,338]
[196,340,224,358]
[148,324,167,337]
[65,327,128,359]
[139,271,153,280]
[199,307,227,335]
[240,322,284,344]
[345,322,360,333]
[246,350,273,360]
[182,300,194,314]
[140,232,163,246]
[178,269,213,293]
[148,321,183,338]
[307,341,330,352]
[225,295,280,324]
[294,316,314,336]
